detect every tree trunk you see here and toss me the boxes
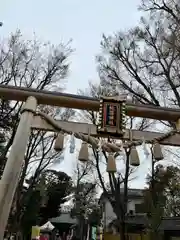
[119,219,126,240]
[16,230,23,240]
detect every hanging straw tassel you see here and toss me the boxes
[130,146,140,166]
[129,129,140,166]
[106,153,117,173]
[69,134,75,153]
[153,141,163,161]
[78,141,89,162]
[54,132,64,152]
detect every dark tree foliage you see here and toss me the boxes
[19,170,72,237]
[71,182,97,219]
[141,165,180,239]
[20,190,42,238]
[70,181,100,240]
[145,165,180,217]
[39,170,73,224]
[0,131,7,177]
[0,100,15,130]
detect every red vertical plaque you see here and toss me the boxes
[97,96,126,136]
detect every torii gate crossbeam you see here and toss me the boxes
[0,84,180,121]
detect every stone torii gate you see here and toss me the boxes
[0,84,180,238]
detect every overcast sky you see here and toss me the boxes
[0,0,150,188]
[0,0,141,92]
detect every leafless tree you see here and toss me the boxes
[92,1,180,239]
[68,160,98,239]
[0,30,74,233]
[79,82,152,240]
[97,0,180,121]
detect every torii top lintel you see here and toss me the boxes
[0,84,180,122]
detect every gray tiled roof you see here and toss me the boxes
[159,217,180,231]
[110,216,180,231]
[100,188,144,201]
[50,213,77,224]
[110,215,148,227]
[122,188,143,197]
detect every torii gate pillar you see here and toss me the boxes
[0,96,37,239]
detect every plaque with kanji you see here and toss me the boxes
[97,96,126,136]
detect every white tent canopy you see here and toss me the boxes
[40,221,55,231]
